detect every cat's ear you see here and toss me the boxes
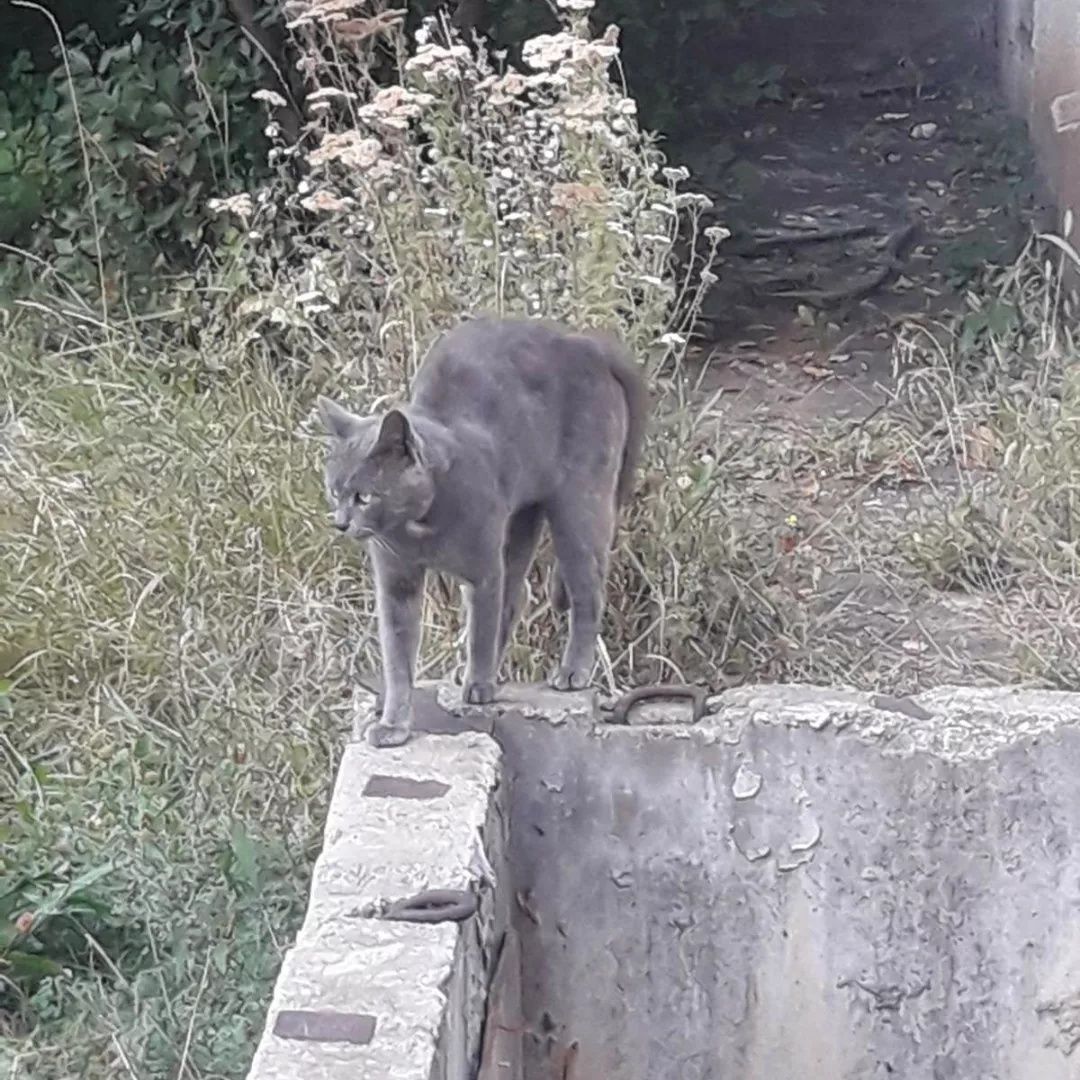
[317,396,364,440]
[372,409,414,458]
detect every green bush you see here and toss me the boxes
[0,0,274,306]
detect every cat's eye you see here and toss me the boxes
[352,492,369,506]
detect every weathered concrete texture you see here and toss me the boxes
[247,680,1080,1080]
[497,683,1080,1080]
[246,718,505,1080]
[1001,0,1080,246]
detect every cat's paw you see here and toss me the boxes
[463,680,496,705]
[549,666,591,691]
[367,720,412,748]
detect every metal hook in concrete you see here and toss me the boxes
[382,887,477,924]
[601,683,709,725]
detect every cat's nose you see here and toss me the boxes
[333,519,349,532]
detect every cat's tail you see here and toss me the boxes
[550,332,650,613]
[589,330,650,508]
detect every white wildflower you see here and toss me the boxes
[705,225,731,244]
[404,43,471,83]
[307,87,357,103]
[308,131,383,170]
[556,0,594,9]
[358,85,435,132]
[676,475,693,491]
[675,192,714,210]
[484,71,528,107]
[524,70,568,92]
[300,190,354,213]
[367,157,396,183]
[252,89,287,108]
[207,193,254,219]
[662,166,690,184]
[659,332,686,349]
[285,0,369,29]
[577,39,618,65]
[522,32,577,70]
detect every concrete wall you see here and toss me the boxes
[1001,0,1080,244]
[246,682,1080,1080]
[244,722,508,1080]
[504,684,1080,1080]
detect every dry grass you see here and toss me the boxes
[1,328,362,1077]
[693,235,1080,692]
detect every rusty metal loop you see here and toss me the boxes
[382,888,477,924]
[601,684,709,726]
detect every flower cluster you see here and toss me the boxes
[232,1,722,377]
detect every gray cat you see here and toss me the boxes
[317,316,648,747]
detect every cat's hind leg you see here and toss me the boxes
[497,504,545,672]
[546,490,617,691]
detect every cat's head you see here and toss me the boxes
[316,396,439,541]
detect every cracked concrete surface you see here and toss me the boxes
[246,682,1080,1080]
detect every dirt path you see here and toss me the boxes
[664,34,1072,693]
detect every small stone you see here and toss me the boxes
[790,811,822,853]
[732,763,763,799]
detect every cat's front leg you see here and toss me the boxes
[370,546,425,747]
[463,563,504,705]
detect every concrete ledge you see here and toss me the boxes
[246,719,504,1080]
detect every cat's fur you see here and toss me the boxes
[317,316,648,746]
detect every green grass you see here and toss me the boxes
[1,328,359,1077]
